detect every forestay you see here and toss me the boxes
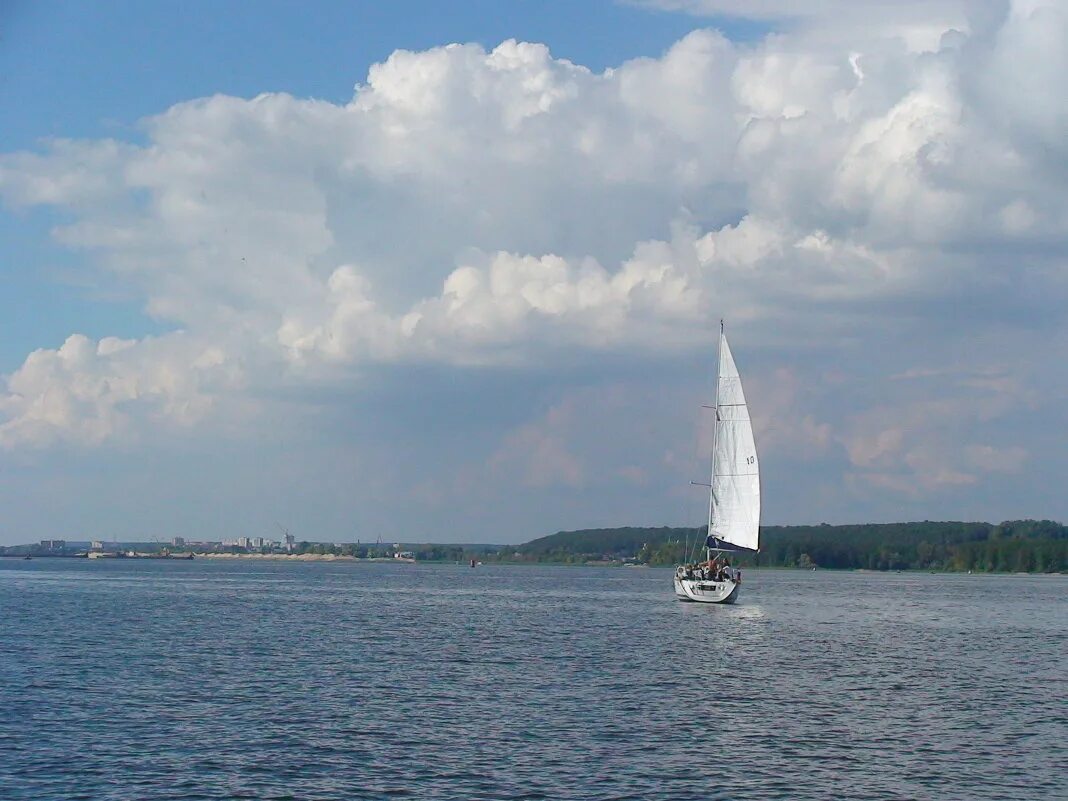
[707,332,760,551]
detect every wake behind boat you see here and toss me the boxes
[674,322,760,604]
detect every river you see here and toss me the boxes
[1,560,1064,800]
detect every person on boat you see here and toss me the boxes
[707,555,724,581]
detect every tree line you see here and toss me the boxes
[510,520,1068,572]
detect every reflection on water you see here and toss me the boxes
[0,560,1064,800]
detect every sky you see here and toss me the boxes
[1,0,1066,545]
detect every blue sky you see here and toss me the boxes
[2,1,764,148]
[2,0,1067,545]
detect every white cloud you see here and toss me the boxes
[0,332,242,448]
[1,3,1067,527]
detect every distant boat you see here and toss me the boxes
[674,322,759,604]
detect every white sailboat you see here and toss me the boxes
[674,322,760,604]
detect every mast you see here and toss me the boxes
[706,319,724,556]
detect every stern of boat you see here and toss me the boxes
[673,573,740,604]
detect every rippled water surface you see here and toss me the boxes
[1,560,1065,800]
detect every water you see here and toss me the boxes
[1,560,1065,801]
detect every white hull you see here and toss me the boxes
[673,576,740,604]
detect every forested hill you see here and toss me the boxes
[515,520,1068,572]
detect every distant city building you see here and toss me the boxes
[284,533,295,551]
[40,539,66,551]
[172,536,186,547]
[91,541,104,550]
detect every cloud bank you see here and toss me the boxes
[2,1,1066,536]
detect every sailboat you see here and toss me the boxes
[674,322,760,604]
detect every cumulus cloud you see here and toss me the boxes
[0,332,242,447]
[1,3,1066,525]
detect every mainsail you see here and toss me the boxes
[706,328,760,551]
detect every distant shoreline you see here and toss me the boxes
[194,553,414,562]
[1,554,1063,574]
